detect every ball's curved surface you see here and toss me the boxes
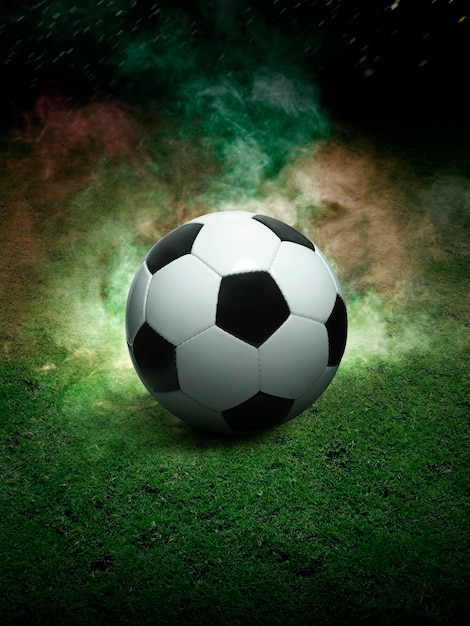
[126,211,347,434]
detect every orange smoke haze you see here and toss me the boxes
[9,93,442,300]
[15,91,146,180]
[284,139,439,291]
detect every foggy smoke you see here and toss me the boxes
[5,10,465,382]
[421,174,470,256]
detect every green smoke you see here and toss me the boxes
[112,14,329,198]
[178,68,327,199]
[7,3,331,397]
[15,2,329,192]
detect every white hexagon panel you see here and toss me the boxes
[156,390,231,434]
[191,213,280,275]
[282,366,339,424]
[259,315,329,398]
[125,261,152,344]
[270,242,338,323]
[146,254,220,345]
[176,326,259,411]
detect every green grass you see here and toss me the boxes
[1,349,468,624]
[1,108,469,624]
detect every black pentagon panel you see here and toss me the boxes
[132,323,179,392]
[146,223,204,274]
[223,392,294,432]
[325,295,348,366]
[253,215,315,252]
[216,271,289,347]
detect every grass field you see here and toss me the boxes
[1,98,469,625]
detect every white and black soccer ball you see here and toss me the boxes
[126,211,347,434]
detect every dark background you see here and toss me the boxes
[1,0,468,124]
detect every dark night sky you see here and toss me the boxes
[0,0,468,120]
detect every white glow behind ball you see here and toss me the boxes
[126,211,347,434]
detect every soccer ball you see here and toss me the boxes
[126,211,347,434]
